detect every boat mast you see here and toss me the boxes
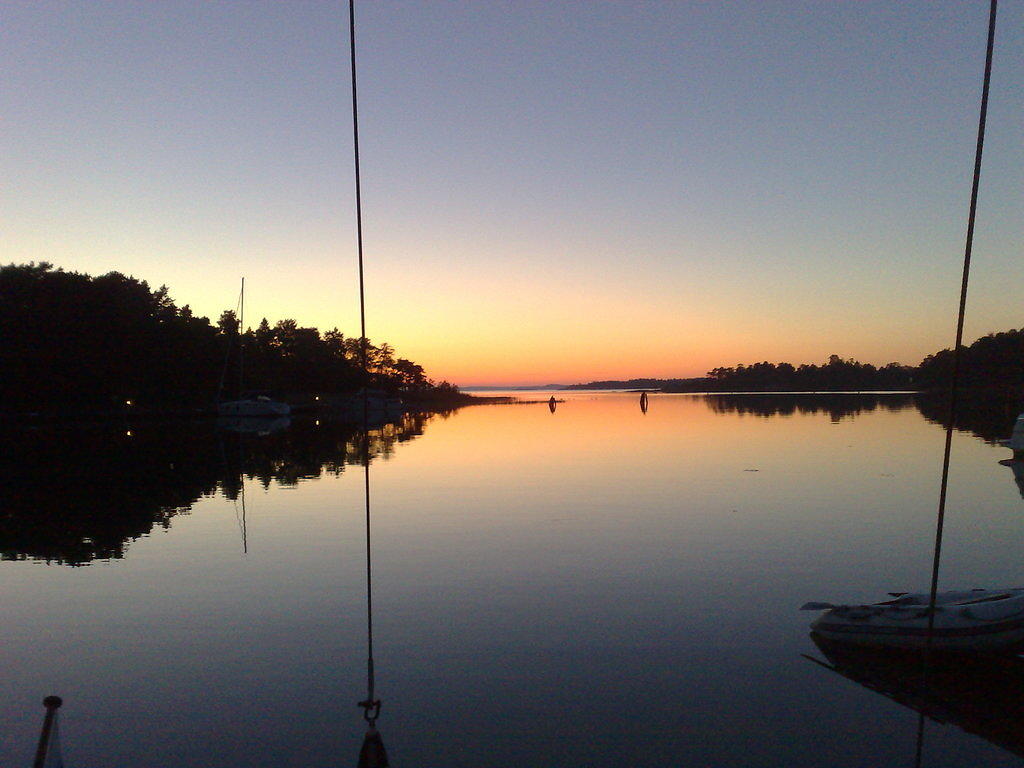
[238,277,245,399]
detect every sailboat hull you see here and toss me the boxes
[808,589,1024,652]
[217,399,291,417]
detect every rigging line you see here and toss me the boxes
[916,3,997,765]
[924,0,997,642]
[348,0,379,721]
[349,0,367,368]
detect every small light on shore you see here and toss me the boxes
[315,420,320,426]
[315,395,320,401]
[126,430,132,437]
[125,399,132,406]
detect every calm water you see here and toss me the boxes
[3,393,1024,767]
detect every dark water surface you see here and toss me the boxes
[3,393,1024,767]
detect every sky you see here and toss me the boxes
[2,1,1021,386]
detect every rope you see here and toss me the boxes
[348,0,380,727]
[916,2,997,764]
[349,0,367,370]
[924,0,997,647]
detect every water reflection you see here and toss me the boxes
[705,392,915,421]
[703,391,1023,448]
[0,412,437,565]
[9,394,1017,568]
[216,415,292,436]
[914,392,1022,445]
[807,636,1024,761]
[6,392,1023,766]
[999,459,1024,502]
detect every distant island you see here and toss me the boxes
[0,262,478,416]
[564,331,1024,397]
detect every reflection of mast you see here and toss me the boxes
[240,474,248,555]
[229,428,247,555]
[356,450,387,766]
[240,414,247,554]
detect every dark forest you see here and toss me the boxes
[0,262,458,414]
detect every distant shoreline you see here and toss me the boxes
[464,330,1024,397]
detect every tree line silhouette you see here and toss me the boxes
[915,328,1024,393]
[700,355,913,391]
[0,263,459,414]
[568,330,1024,396]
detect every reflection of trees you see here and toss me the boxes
[219,413,434,495]
[913,391,1023,444]
[704,393,915,422]
[0,414,436,565]
[1001,459,1024,501]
